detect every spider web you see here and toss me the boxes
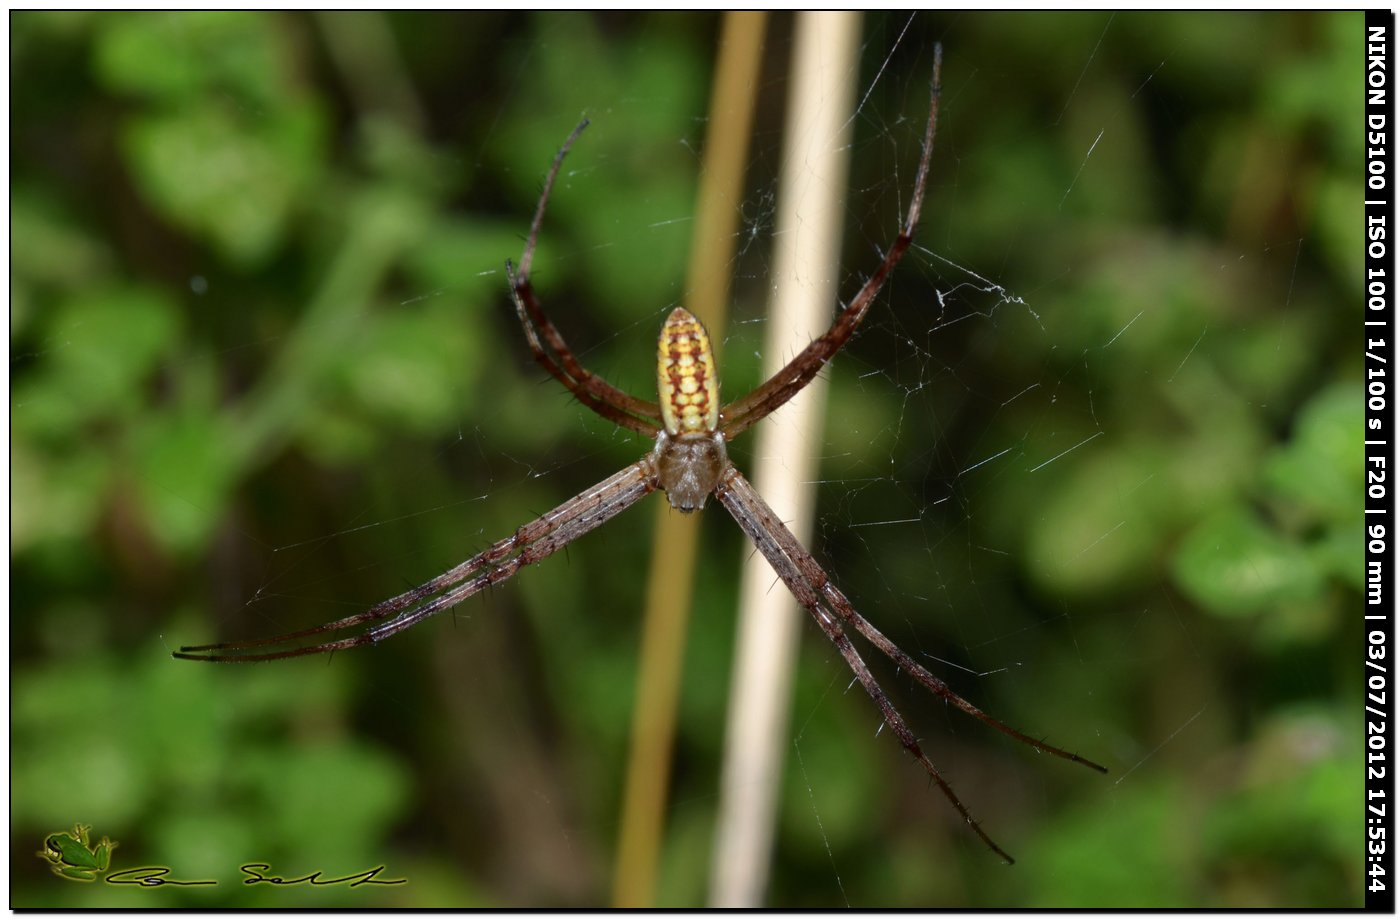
[239,17,1291,906]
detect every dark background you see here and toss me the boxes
[12,11,1362,907]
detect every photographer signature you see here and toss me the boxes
[105,864,406,889]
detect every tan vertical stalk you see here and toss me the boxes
[612,11,767,908]
[708,11,861,908]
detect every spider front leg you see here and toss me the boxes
[507,120,663,436]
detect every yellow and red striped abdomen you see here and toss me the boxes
[657,307,719,436]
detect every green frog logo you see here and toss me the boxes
[37,824,117,882]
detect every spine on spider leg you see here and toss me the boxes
[825,624,1016,865]
[900,43,941,238]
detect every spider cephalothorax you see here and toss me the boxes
[178,46,1104,863]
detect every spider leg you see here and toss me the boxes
[718,466,1108,860]
[507,261,662,436]
[720,45,942,440]
[823,587,1108,773]
[176,460,658,663]
[723,470,1106,774]
[509,120,664,435]
[720,468,1105,772]
[715,466,1015,863]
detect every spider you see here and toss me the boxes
[177,47,1105,863]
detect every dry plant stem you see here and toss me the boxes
[708,11,861,908]
[612,11,769,909]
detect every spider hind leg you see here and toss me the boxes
[715,467,1103,862]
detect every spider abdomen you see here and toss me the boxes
[657,307,719,436]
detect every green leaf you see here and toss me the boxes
[11,446,109,552]
[130,412,240,555]
[1172,507,1323,617]
[13,285,180,441]
[11,193,112,297]
[1264,381,1362,525]
[120,103,323,266]
[94,11,283,106]
[239,742,409,866]
[339,307,482,433]
[1026,779,1193,907]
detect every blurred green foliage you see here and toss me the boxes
[12,11,1363,907]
